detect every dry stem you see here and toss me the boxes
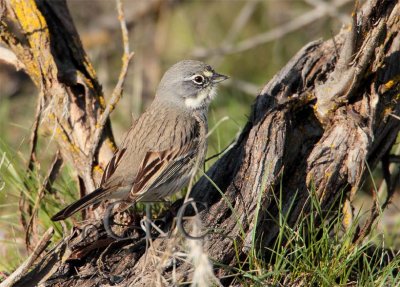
[87,0,134,193]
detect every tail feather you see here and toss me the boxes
[51,188,107,221]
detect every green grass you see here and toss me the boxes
[212,181,400,286]
[0,140,77,272]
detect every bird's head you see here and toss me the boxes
[156,60,228,111]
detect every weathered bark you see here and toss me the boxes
[1,0,399,286]
[0,0,120,242]
[0,0,116,190]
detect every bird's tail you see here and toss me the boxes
[51,188,107,221]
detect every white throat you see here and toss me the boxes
[185,87,217,110]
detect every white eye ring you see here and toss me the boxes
[192,75,205,85]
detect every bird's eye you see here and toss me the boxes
[192,75,205,85]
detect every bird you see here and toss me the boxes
[51,60,228,221]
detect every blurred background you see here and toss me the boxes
[1,0,398,272]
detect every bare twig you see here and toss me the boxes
[27,93,43,172]
[20,94,44,244]
[87,0,134,193]
[389,113,400,121]
[204,1,258,69]
[0,227,54,287]
[352,141,400,244]
[223,78,260,96]
[353,185,380,245]
[379,143,400,209]
[192,0,352,58]
[193,3,260,95]
[352,144,400,244]
[304,0,350,23]
[381,157,399,210]
[18,193,29,239]
[25,152,63,250]
[43,154,63,194]
[204,140,235,164]
[223,1,258,46]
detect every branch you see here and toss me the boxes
[27,93,43,172]
[222,1,258,45]
[305,0,350,23]
[192,0,352,58]
[1,0,117,192]
[352,185,380,245]
[315,13,386,122]
[25,152,63,250]
[20,93,44,245]
[223,78,260,96]
[88,0,134,192]
[0,227,54,287]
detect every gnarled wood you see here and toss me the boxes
[0,0,116,190]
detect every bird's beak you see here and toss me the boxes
[211,72,229,83]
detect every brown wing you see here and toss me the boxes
[130,120,202,200]
[100,148,127,186]
[131,141,198,199]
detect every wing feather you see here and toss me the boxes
[130,122,202,200]
[100,148,127,186]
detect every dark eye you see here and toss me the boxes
[193,75,205,85]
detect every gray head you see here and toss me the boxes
[156,60,228,110]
